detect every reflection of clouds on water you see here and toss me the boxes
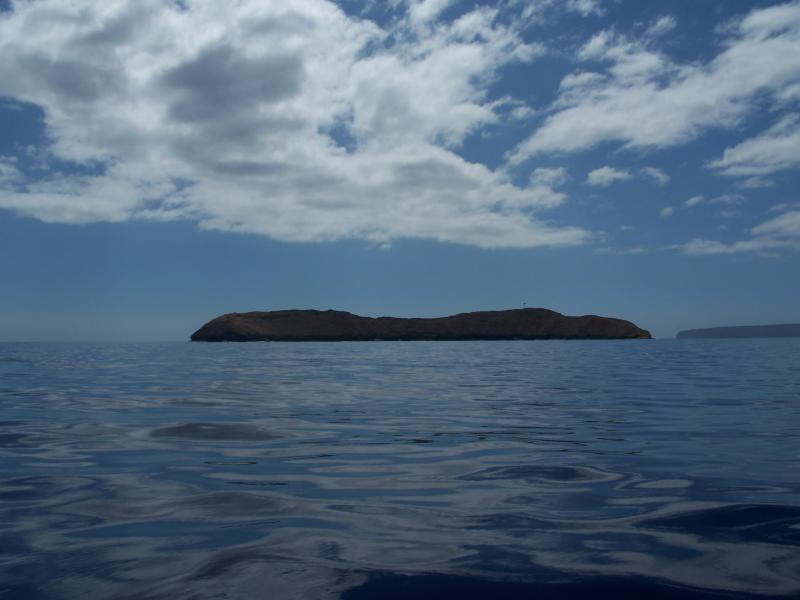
[0,340,799,598]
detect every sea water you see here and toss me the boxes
[0,339,798,599]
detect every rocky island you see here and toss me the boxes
[190,309,651,342]
[677,324,800,339]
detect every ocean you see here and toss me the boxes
[0,339,798,599]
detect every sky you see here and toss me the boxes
[0,0,799,341]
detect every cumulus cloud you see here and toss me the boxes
[408,0,455,28]
[530,167,569,187]
[710,114,800,176]
[660,206,674,218]
[510,1,800,161]
[0,0,586,248]
[586,166,631,187]
[642,166,669,185]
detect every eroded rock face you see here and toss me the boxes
[190,308,651,342]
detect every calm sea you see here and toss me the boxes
[0,340,798,599]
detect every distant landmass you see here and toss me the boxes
[191,309,651,342]
[676,324,800,339]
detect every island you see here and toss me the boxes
[676,324,800,339]
[190,308,652,342]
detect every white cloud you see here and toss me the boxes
[679,237,797,255]
[0,0,586,249]
[0,159,21,186]
[684,194,744,208]
[769,201,800,212]
[777,82,800,103]
[514,0,605,23]
[408,0,455,28]
[711,194,745,206]
[645,15,677,38]
[642,166,669,185]
[710,114,800,176]
[530,167,568,187]
[660,206,674,218]
[565,0,605,18]
[595,245,646,255]
[678,209,800,255]
[752,210,800,238]
[586,166,631,187]
[739,176,775,189]
[510,1,800,161]
[685,195,705,208]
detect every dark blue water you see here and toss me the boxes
[0,340,798,599]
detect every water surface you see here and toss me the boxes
[0,340,798,599]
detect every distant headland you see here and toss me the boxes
[676,324,800,339]
[190,309,652,342]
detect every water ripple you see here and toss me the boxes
[0,339,799,599]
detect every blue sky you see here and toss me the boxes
[1,0,798,340]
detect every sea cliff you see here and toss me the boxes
[191,309,652,342]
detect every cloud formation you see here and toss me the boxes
[752,209,800,238]
[510,3,800,160]
[0,0,797,257]
[641,166,669,185]
[586,166,630,187]
[0,0,587,248]
[710,115,800,177]
[679,209,800,255]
